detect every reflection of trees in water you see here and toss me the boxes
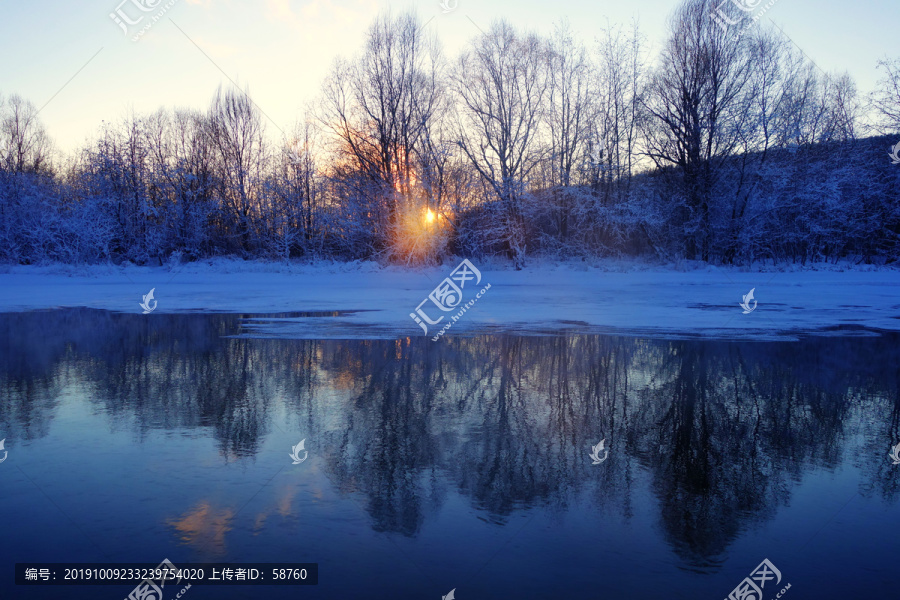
[322,339,438,536]
[0,309,95,440]
[634,343,792,564]
[2,309,899,565]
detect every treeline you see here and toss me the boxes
[1,0,899,266]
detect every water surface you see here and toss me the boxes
[1,310,899,599]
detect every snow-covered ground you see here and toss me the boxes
[0,259,898,339]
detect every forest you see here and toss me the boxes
[1,0,898,267]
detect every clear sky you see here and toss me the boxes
[1,0,896,154]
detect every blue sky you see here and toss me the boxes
[1,0,896,153]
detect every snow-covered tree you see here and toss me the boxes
[452,20,548,269]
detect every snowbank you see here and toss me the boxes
[0,259,898,339]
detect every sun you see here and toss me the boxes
[425,209,436,224]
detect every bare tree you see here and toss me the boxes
[592,19,648,195]
[0,94,52,174]
[719,31,793,262]
[205,85,268,252]
[169,108,216,258]
[821,72,861,142]
[320,10,443,258]
[546,21,593,189]
[642,0,754,260]
[270,120,324,259]
[869,57,900,135]
[452,20,548,268]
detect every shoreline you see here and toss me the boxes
[1,260,898,340]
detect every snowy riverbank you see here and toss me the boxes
[0,259,898,339]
